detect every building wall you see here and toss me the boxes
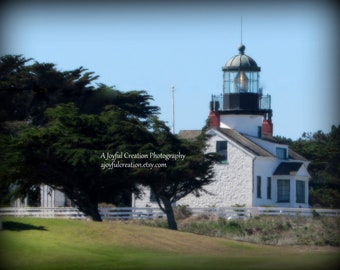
[272,167,310,208]
[132,187,159,208]
[252,157,279,206]
[245,135,288,157]
[40,185,66,207]
[220,115,263,137]
[179,132,254,207]
[134,131,255,208]
[13,197,28,208]
[12,185,66,208]
[253,160,310,208]
[271,177,308,208]
[133,129,310,209]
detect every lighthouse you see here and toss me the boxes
[137,43,311,209]
[209,44,273,138]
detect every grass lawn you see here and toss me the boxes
[0,217,339,270]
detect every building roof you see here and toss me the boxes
[273,162,304,175]
[217,128,274,157]
[288,148,308,161]
[223,45,261,72]
[179,128,308,162]
[178,130,202,140]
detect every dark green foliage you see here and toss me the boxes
[0,55,158,127]
[0,55,99,125]
[289,126,340,208]
[0,55,216,226]
[80,83,159,118]
[0,102,157,220]
[0,55,161,219]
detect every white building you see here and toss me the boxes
[13,185,68,208]
[133,44,310,208]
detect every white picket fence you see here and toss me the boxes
[0,206,340,220]
[190,207,340,219]
[0,207,86,219]
[0,207,165,220]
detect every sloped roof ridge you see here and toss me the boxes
[273,162,304,175]
[288,148,308,161]
[244,133,308,161]
[178,130,202,140]
[217,128,274,157]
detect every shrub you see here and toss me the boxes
[174,205,193,220]
[133,218,168,228]
[133,213,340,247]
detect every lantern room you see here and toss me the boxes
[218,44,268,112]
[222,44,260,94]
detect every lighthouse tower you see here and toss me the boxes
[209,44,273,138]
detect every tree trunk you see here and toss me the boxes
[86,204,103,221]
[160,196,177,230]
[74,197,102,222]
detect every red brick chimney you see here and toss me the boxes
[208,110,220,128]
[262,119,273,138]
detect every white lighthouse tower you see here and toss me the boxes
[209,44,273,138]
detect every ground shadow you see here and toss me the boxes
[1,221,48,231]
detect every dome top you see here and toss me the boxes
[223,45,261,72]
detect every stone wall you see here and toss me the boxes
[178,132,253,207]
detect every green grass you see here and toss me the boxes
[0,217,339,270]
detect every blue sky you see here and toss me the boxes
[1,0,339,139]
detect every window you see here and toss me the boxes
[276,147,287,160]
[216,141,228,164]
[150,189,157,203]
[277,179,290,202]
[256,176,261,198]
[296,180,305,203]
[267,177,272,199]
[257,126,262,138]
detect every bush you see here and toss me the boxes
[177,215,340,246]
[132,218,168,228]
[132,213,340,247]
[174,205,192,220]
